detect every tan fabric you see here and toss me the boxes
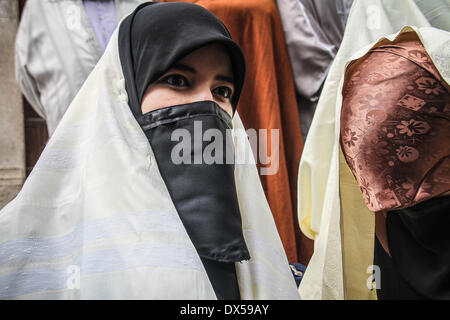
[339,147,377,299]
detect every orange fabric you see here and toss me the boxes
[161,0,308,263]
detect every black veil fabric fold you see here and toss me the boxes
[118,1,246,119]
[137,100,251,264]
[377,196,450,300]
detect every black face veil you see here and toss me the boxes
[118,1,246,118]
[118,2,249,300]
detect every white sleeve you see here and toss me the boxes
[15,0,46,119]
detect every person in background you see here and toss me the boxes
[276,0,354,141]
[15,0,146,136]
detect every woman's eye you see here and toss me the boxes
[213,86,233,100]
[163,74,188,87]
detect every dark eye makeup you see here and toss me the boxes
[162,74,189,87]
[159,73,233,101]
[213,86,233,100]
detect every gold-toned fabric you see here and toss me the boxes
[340,31,450,213]
[339,147,377,300]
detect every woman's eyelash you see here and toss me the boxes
[213,86,233,99]
[160,75,233,100]
[162,74,189,87]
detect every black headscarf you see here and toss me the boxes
[118,1,246,118]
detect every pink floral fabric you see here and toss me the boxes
[340,32,450,213]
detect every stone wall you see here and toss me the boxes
[0,0,25,209]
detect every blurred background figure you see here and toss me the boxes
[276,0,354,269]
[15,0,145,175]
[276,0,353,141]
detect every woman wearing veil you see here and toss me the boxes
[340,29,450,299]
[297,0,449,300]
[0,2,299,300]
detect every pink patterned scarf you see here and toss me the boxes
[340,31,450,213]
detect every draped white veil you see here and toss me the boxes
[0,28,299,300]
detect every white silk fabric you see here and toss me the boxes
[0,28,300,300]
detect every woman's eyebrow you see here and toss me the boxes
[171,63,196,74]
[171,63,234,85]
[215,75,234,86]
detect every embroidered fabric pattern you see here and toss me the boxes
[340,32,450,213]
